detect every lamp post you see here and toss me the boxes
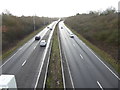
[33,15,35,31]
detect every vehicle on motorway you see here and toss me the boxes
[50,28,52,30]
[70,34,74,38]
[35,35,41,40]
[47,27,49,29]
[40,40,47,47]
[61,27,63,29]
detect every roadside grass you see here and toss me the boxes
[65,24,120,74]
[1,26,46,60]
[46,24,63,88]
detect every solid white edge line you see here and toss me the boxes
[85,44,120,80]
[64,51,75,89]
[63,22,120,81]
[58,24,66,89]
[0,52,16,68]
[34,21,58,89]
[18,47,23,51]
[42,42,52,89]
[22,60,26,66]
[97,81,104,90]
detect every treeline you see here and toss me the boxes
[1,13,57,52]
[64,7,118,60]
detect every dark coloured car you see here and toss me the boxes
[35,35,40,40]
[50,28,52,30]
[70,34,74,38]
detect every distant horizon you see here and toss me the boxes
[1,6,118,18]
[1,0,119,17]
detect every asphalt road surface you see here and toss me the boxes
[58,21,119,89]
[1,21,57,88]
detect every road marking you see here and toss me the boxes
[58,30,66,88]
[73,44,75,47]
[34,46,36,50]
[84,44,120,80]
[43,42,52,89]
[80,54,83,59]
[0,53,16,68]
[18,47,23,51]
[22,60,26,66]
[97,81,104,90]
[64,51,75,88]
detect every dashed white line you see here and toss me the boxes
[80,54,83,59]
[22,60,26,66]
[97,81,104,90]
[34,46,36,50]
[73,44,75,47]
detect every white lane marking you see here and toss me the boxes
[84,44,120,80]
[73,44,75,47]
[24,42,28,46]
[18,47,23,51]
[97,81,104,90]
[22,60,26,66]
[80,54,83,59]
[34,46,36,50]
[43,43,52,89]
[64,51,75,88]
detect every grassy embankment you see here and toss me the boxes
[46,24,63,88]
[2,26,46,60]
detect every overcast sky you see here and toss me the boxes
[0,0,119,17]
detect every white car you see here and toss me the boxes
[40,40,47,47]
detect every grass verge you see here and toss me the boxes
[2,26,46,60]
[65,24,120,74]
[46,24,63,88]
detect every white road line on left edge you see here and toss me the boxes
[0,53,16,68]
[97,81,104,90]
[22,60,26,66]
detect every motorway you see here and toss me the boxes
[58,21,119,89]
[1,20,120,89]
[1,21,57,88]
